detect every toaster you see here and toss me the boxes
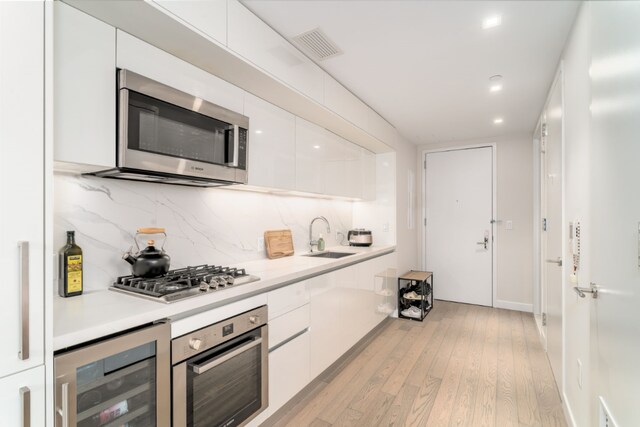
[347,229,373,247]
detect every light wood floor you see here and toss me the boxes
[264,301,567,427]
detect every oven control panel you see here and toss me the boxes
[171,305,268,364]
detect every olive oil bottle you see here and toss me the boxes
[59,231,83,297]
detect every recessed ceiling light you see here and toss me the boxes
[313,145,321,149]
[493,118,504,124]
[482,15,502,30]
[490,84,503,92]
[255,130,263,134]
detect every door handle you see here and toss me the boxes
[57,382,69,427]
[476,236,488,250]
[20,386,30,427]
[573,282,598,299]
[18,241,29,360]
[545,257,562,266]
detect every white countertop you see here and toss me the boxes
[53,245,395,350]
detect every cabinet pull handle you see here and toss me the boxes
[20,386,30,427]
[18,241,29,360]
[58,382,69,427]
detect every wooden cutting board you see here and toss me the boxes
[264,229,294,259]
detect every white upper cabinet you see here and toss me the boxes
[324,132,365,199]
[54,2,116,169]
[227,0,324,104]
[117,31,245,115]
[244,93,296,190]
[296,118,375,199]
[295,117,328,194]
[153,0,227,45]
[361,147,376,201]
[0,0,45,377]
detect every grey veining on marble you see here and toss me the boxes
[54,174,354,291]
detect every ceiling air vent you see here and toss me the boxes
[291,28,343,61]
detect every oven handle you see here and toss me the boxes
[191,337,262,375]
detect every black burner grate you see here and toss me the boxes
[113,264,249,298]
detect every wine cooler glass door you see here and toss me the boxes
[55,323,170,427]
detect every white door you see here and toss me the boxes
[589,3,640,424]
[425,147,493,306]
[0,0,45,377]
[542,75,563,390]
[0,366,46,427]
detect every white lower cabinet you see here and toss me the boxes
[263,281,311,419]
[250,254,396,423]
[0,366,45,427]
[269,331,310,414]
[308,254,395,380]
[267,281,310,321]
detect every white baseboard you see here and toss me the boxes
[563,392,577,427]
[494,299,533,312]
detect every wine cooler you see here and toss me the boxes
[54,322,170,427]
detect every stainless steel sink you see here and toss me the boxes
[303,251,355,259]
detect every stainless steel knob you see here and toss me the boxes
[249,315,259,324]
[189,338,203,351]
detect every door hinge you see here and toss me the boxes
[542,313,547,326]
[543,218,548,231]
[424,218,427,226]
[423,160,426,169]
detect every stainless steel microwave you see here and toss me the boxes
[92,69,249,187]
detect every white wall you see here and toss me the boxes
[417,133,534,310]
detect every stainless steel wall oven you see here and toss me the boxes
[171,306,268,427]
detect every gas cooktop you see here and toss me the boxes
[110,264,260,303]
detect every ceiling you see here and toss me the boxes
[241,0,580,145]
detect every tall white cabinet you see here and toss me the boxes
[0,1,46,424]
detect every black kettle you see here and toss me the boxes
[123,228,171,278]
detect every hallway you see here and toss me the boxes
[266,301,566,427]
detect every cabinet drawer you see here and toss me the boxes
[267,281,310,320]
[269,304,309,350]
[269,331,309,414]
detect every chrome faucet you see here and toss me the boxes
[309,216,331,252]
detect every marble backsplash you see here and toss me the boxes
[54,173,354,291]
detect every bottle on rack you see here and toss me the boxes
[59,230,83,297]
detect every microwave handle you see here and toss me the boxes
[191,337,262,375]
[230,125,240,167]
